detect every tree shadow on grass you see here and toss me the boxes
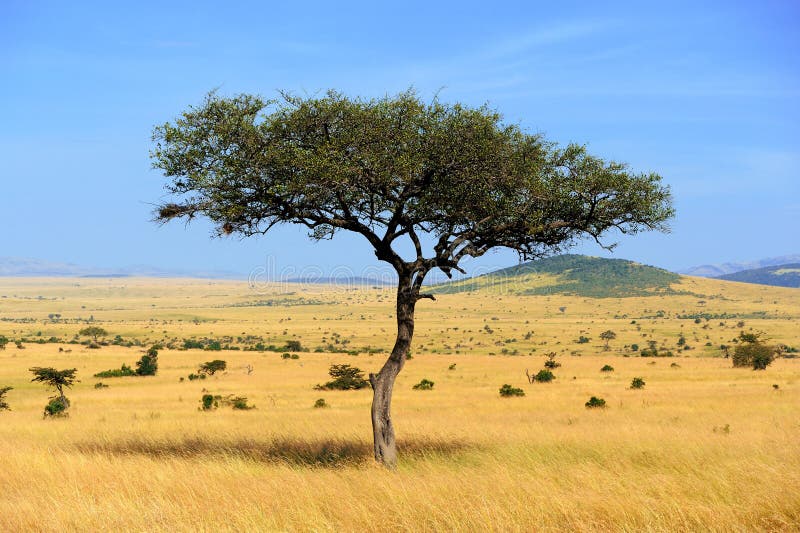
[74,436,477,467]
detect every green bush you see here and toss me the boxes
[412,378,435,390]
[533,369,555,383]
[630,343,639,352]
[135,347,158,376]
[585,396,607,408]
[630,377,645,389]
[543,352,561,369]
[285,340,303,351]
[44,397,70,417]
[448,363,457,370]
[499,384,525,397]
[576,336,590,344]
[93,364,136,378]
[200,394,216,411]
[230,396,255,410]
[94,382,109,389]
[0,386,12,410]
[316,364,370,390]
[733,342,775,370]
[600,364,614,372]
[187,373,206,381]
[314,398,329,408]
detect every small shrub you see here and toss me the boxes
[577,336,590,344]
[600,364,614,372]
[499,384,525,397]
[314,398,329,408]
[44,397,70,417]
[230,396,255,410]
[200,394,216,411]
[94,382,109,389]
[188,373,206,381]
[0,386,12,411]
[630,377,645,389]
[772,384,779,390]
[533,369,555,383]
[670,362,680,368]
[285,340,303,351]
[448,363,457,370]
[543,352,561,369]
[93,364,136,378]
[316,364,370,390]
[585,396,606,408]
[630,343,639,352]
[733,342,775,370]
[412,378,435,390]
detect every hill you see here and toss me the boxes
[0,256,244,279]
[679,254,800,277]
[716,263,800,288]
[432,254,681,298]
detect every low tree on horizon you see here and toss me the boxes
[78,326,107,342]
[151,89,673,467]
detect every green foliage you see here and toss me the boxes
[30,367,77,394]
[230,396,255,410]
[200,394,254,411]
[187,373,206,381]
[200,394,216,411]
[135,347,158,376]
[733,342,775,370]
[44,397,69,417]
[499,384,525,397]
[94,382,109,389]
[93,364,135,378]
[630,377,646,389]
[543,352,561,369]
[0,386,12,411]
[600,364,614,372]
[585,396,607,408]
[533,369,555,383]
[577,336,590,344]
[314,398,329,408]
[285,340,303,351]
[199,360,227,375]
[630,343,639,352]
[0,335,8,350]
[281,352,300,359]
[79,326,107,340]
[316,364,370,390]
[412,378,435,390]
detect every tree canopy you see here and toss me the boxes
[152,90,673,284]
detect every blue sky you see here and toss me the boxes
[1,0,798,278]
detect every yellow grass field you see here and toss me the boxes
[1,276,799,531]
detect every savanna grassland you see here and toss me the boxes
[1,275,799,531]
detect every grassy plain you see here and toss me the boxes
[0,275,799,531]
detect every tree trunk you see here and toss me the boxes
[369,274,416,468]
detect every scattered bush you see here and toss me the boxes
[630,343,639,352]
[135,347,159,376]
[316,364,370,390]
[314,398,329,408]
[94,364,136,378]
[285,340,303,351]
[200,393,255,411]
[187,373,206,381]
[630,377,645,389]
[577,336,590,344]
[94,382,109,389]
[585,396,607,408]
[281,352,300,360]
[543,352,561,369]
[733,341,775,370]
[44,397,69,417]
[532,369,555,383]
[448,363,457,370]
[670,362,680,368]
[412,378,435,390]
[499,384,525,397]
[600,364,614,372]
[0,386,12,410]
[199,360,227,375]
[0,335,8,350]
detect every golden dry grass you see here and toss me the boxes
[0,276,799,531]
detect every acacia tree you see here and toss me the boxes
[30,367,78,417]
[600,329,617,350]
[151,90,673,467]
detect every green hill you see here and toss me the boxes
[432,254,681,298]
[717,264,800,288]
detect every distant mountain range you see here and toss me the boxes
[0,257,245,279]
[679,254,800,278]
[716,264,800,288]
